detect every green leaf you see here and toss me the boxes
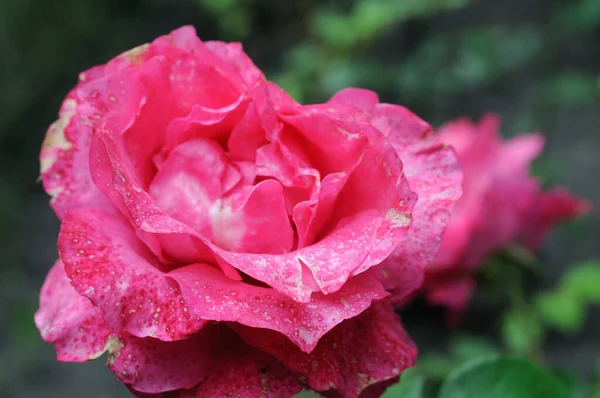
[552,369,586,398]
[294,389,322,398]
[416,354,458,379]
[534,292,585,333]
[449,336,501,363]
[537,72,598,107]
[314,0,470,49]
[439,356,570,398]
[552,0,600,34]
[382,368,425,398]
[501,310,543,356]
[561,261,600,303]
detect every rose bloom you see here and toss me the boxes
[34,26,462,397]
[423,114,590,317]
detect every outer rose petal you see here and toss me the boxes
[170,263,388,353]
[195,331,303,398]
[276,105,417,294]
[327,91,463,301]
[425,275,475,319]
[235,300,417,398]
[523,187,591,250]
[328,88,380,113]
[205,41,264,87]
[40,86,114,220]
[423,114,590,316]
[109,329,220,394]
[58,209,207,341]
[34,260,113,361]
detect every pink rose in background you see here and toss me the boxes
[423,114,590,317]
[35,26,461,397]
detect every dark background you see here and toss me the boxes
[1,0,598,396]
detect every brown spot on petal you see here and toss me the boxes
[123,43,150,67]
[105,335,124,364]
[40,99,76,173]
[385,208,412,228]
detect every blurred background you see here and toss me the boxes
[0,0,599,396]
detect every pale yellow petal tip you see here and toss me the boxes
[40,99,77,174]
[103,335,124,364]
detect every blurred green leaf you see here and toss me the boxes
[416,354,459,380]
[9,300,42,355]
[382,368,425,398]
[537,72,598,107]
[439,356,570,398]
[591,359,600,398]
[552,0,600,34]
[315,0,470,49]
[533,260,600,333]
[534,292,585,333]
[561,261,600,303]
[294,389,322,398]
[501,309,543,356]
[449,336,501,363]
[530,157,562,187]
[396,26,542,102]
[552,369,587,398]
[197,0,253,39]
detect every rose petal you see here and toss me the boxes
[425,275,475,320]
[228,102,270,161]
[205,41,264,87]
[235,300,417,398]
[523,187,591,250]
[279,109,368,177]
[164,94,248,152]
[268,104,418,294]
[58,209,207,341]
[149,139,230,240]
[292,171,351,249]
[40,86,114,219]
[255,141,318,215]
[328,87,380,113]
[34,260,113,362]
[170,263,388,353]
[361,103,462,301]
[214,179,294,254]
[109,328,220,394]
[195,329,303,398]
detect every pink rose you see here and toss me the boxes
[424,114,590,317]
[35,26,461,397]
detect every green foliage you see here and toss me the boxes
[406,336,502,382]
[438,356,570,398]
[553,370,587,398]
[397,26,542,103]
[561,261,600,302]
[552,0,600,34]
[197,0,254,40]
[530,157,562,187]
[379,356,574,397]
[534,291,585,333]
[537,72,598,107]
[294,389,323,398]
[501,309,543,357]
[274,0,472,102]
[381,368,425,398]
[448,336,501,363]
[314,0,469,50]
[534,260,600,333]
